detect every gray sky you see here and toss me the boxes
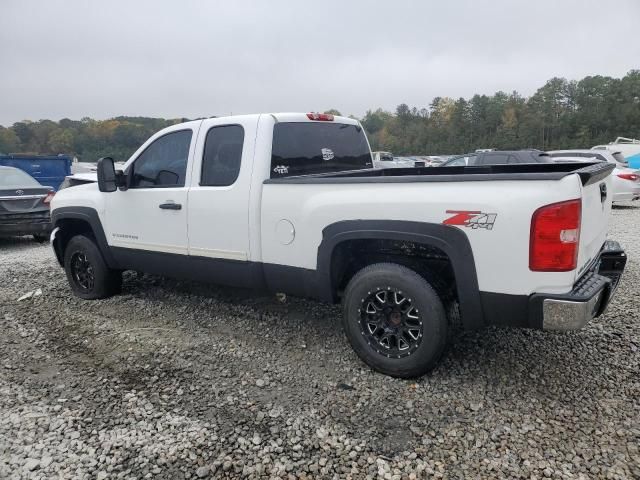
[1,0,639,126]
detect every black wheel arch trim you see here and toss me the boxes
[317,220,485,330]
[51,206,119,269]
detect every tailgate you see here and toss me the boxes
[576,163,615,277]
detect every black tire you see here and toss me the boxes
[342,263,448,378]
[63,235,121,299]
[33,234,49,243]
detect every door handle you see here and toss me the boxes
[159,202,182,210]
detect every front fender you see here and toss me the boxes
[50,206,118,269]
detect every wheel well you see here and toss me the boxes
[53,218,94,264]
[330,239,457,304]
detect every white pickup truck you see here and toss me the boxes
[50,112,627,377]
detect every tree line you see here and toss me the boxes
[0,116,184,162]
[1,71,639,161]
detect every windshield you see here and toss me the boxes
[271,122,372,177]
[0,168,42,188]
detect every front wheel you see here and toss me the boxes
[33,234,49,243]
[63,235,121,299]
[342,263,448,378]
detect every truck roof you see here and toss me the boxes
[174,113,359,128]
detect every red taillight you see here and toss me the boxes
[617,172,639,182]
[529,199,581,272]
[306,112,334,121]
[43,191,55,205]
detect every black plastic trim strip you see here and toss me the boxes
[263,162,608,185]
[480,292,533,328]
[111,247,271,290]
[577,162,615,186]
[51,212,486,329]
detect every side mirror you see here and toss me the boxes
[97,157,117,192]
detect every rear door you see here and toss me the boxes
[186,117,257,262]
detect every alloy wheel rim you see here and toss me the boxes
[71,252,94,291]
[358,287,423,358]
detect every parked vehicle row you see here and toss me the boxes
[371,152,445,169]
[49,112,626,377]
[436,148,639,204]
[371,151,420,169]
[440,150,552,167]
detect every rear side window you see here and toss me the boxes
[271,122,372,178]
[201,125,244,186]
[131,130,192,188]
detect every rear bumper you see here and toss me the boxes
[536,240,626,330]
[482,240,627,330]
[0,212,51,236]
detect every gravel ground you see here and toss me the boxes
[1,204,638,480]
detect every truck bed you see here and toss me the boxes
[265,161,614,186]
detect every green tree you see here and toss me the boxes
[0,127,20,153]
[48,128,74,153]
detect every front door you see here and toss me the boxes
[104,127,196,260]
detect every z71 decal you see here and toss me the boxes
[443,210,497,230]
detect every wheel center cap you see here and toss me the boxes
[388,311,402,327]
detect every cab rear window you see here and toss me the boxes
[271,122,372,178]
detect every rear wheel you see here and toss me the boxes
[342,263,448,378]
[63,235,121,299]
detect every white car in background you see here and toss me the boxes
[592,137,640,169]
[371,151,423,169]
[548,149,628,168]
[550,151,640,203]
